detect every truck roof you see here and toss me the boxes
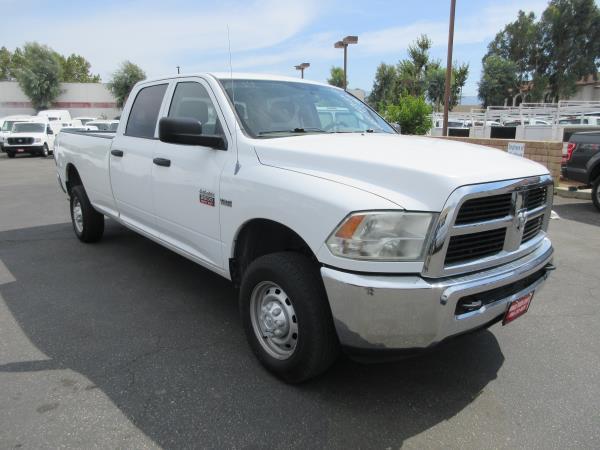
[138,72,334,89]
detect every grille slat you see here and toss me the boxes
[521,216,543,243]
[446,229,506,264]
[524,187,547,210]
[455,193,512,225]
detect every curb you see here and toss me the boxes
[555,186,592,200]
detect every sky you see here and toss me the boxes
[1,0,556,98]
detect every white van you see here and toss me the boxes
[3,119,56,158]
[0,115,36,152]
[37,110,72,124]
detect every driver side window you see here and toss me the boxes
[168,82,223,136]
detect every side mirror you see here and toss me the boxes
[391,122,401,133]
[158,117,227,150]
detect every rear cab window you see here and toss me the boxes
[125,84,168,139]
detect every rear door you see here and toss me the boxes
[151,78,231,269]
[110,82,168,235]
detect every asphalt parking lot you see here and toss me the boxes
[0,153,598,449]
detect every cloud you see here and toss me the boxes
[1,0,322,79]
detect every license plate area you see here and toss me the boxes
[503,292,534,325]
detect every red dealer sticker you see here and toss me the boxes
[503,292,534,325]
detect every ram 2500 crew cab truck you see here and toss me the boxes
[55,74,555,382]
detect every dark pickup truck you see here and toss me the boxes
[562,131,600,211]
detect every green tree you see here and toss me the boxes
[478,56,519,107]
[14,42,62,110]
[9,47,25,80]
[537,0,600,101]
[58,54,101,83]
[367,63,397,109]
[107,61,146,107]
[424,61,445,111]
[485,11,540,84]
[327,66,345,88]
[394,35,432,97]
[450,62,470,109]
[0,47,12,80]
[384,94,432,135]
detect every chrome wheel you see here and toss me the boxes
[250,281,298,360]
[72,197,84,233]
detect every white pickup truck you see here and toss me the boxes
[55,73,555,382]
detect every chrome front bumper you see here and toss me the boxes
[321,238,554,354]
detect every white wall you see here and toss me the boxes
[0,81,121,119]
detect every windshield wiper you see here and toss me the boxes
[258,127,328,136]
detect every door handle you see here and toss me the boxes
[153,157,171,167]
[111,149,124,157]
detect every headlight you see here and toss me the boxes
[326,211,435,261]
[34,138,42,143]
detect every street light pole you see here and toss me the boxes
[334,35,358,90]
[294,63,310,79]
[442,0,456,137]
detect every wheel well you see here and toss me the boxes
[590,163,600,184]
[231,219,318,287]
[66,164,82,196]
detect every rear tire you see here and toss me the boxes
[70,185,104,242]
[592,177,600,212]
[239,252,339,383]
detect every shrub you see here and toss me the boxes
[384,94,432,135]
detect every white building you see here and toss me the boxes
[0,81,120,119]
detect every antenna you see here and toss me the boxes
[227,25,240,174]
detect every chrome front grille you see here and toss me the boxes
[423,175,554,278]
[7,137,34,145]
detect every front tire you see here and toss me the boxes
[6,151,15,158]
[592,177,600,212]
[70,185,104,242]
[240,252,339,383]
[41,144,49,157]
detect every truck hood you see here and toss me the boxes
[254,133,549,211]
[8,132,43,138]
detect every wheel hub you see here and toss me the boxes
[72,198,83,233]
[250,282,298,360]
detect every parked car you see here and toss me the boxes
[562,131,600,211]
[85,120,119,131]
[73,116,97,126]
[503,118,552,126]
[4,120,55,158]
[55,73,555,382]
[0,115,36,152]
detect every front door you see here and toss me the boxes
[151,78,231,269]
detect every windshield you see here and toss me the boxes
[13,123,45,133]
[2,120,25,132]
[220,79,395,137]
